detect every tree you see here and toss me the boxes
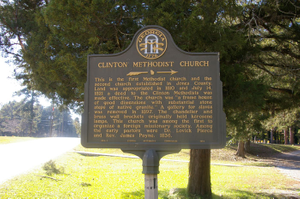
[227,111,268,157]
[36,105,77,137]
[188,149,211,197]
[0,100,41,136]
[0,101,22,135]
[17,0,142,108]
[222,0,300,155]
[15,88,42,136]
[241,0,300,109]
[55,108,77,137]
[36,106,52,136]
[240,0,300,148]
[264,108,300,144]
[0,101,77,137]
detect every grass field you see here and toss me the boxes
[0,137,299,198]
[0,136,35,144]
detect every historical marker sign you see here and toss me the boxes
[81,26,226,150]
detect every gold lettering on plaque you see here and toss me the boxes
[98,62,128,68]
[180,61,209,67]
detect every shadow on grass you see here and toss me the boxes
[121,188,219,199]
[247,144,283,157]
[121,189,144,198]
[249,143,300,157]
[224,189,300,199]
[121,188,299,199]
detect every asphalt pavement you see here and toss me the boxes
[0,137,80,184]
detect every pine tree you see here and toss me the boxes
[15,88,41,136]
[0,101,22,135]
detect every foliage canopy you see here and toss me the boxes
[0,0,300,138]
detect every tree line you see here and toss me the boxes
[0,0,299,197]
[0,91,80,137]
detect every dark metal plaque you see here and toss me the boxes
[81,25,226,150]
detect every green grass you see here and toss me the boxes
[211,165,300,198]
[1,145,299,199]
[0,136,35,144]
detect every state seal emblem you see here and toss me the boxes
[136,29,167,60]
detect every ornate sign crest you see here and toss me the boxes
[136,29,167,60]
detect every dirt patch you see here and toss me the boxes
[260,188,300,199]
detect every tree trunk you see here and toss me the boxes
[188,149,211,198]
[270,129,274,143]
[289,127,294,144]
[236,140,245,157]
[29,91,34,137]
[284,129,288,144]
[244,140,250,153]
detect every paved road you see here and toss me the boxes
[0,137,80,184]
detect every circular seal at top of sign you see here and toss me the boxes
[136,29,167,60]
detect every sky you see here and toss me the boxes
[0,57,51,107]
[0,57,80,119]
[1,57,25,105]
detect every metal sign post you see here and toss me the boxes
[143,150,159,199]
[81,25,226,198]
[122,149,180,199]
[145,174,158,199]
